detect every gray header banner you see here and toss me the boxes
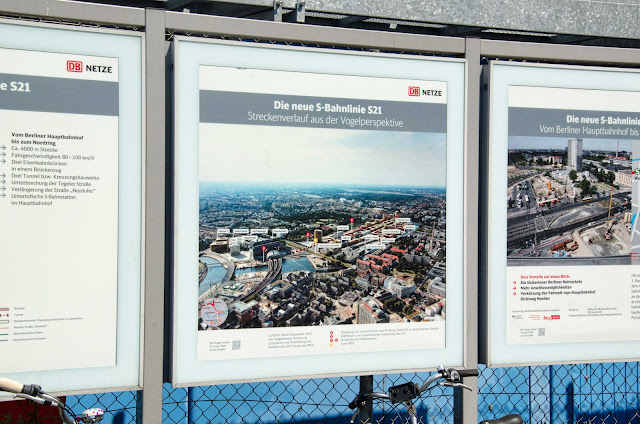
[509,107,640,139]
[0,73,118,116]
[200,91,447,133]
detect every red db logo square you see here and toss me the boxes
[67,61,83,72]
[408,86,420,96]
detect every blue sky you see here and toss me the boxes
[508,136,633,152]
[200,124,447,187]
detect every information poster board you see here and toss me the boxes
[172,39,466,385]
[483,61,640,366]
[0,20,143,393]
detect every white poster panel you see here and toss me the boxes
[484,62,640,366]
[0,20,142,394]
[173,39,466,385]
[0,47,119,373]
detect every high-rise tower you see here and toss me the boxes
[567,138,583,171]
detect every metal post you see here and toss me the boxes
[359,375,374,424]
[293,1,305,23]
[273,0,283,22]
[136,7,166,424]
[455,37,481,424]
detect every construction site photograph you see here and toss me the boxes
[506,136,636,266]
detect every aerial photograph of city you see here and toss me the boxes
[197,125,448,331]
[507,136,638,266]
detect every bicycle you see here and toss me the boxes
[348,365,524,424]
[0,377,104,423]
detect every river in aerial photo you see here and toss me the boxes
[198,256,315,296]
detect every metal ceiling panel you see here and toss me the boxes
[197,0,640,39]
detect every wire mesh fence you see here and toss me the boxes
[156,362,639,424]
[478,363,640,424]
[1,362,638,423]
[0,12,141,32]
[66,390,138,424]
[159,363,638,424]
[164,28,459,58]
[162,372,453,424]
[157,363,640,424]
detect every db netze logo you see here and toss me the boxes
[67,60,83,73]
[408,86,421,96]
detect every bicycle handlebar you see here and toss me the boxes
[457,369,480,378]
[350,366,480,410]
[0,377,24,394]
[416,367,478,393]
[349,366,485,424]
[0,377,104,424]
[0,377,43,398]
